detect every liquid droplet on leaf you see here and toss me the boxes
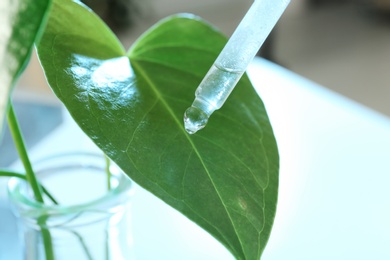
[184,106,209,134]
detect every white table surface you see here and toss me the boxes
[1,57,389,259]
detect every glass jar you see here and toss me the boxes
[7,152,134,260]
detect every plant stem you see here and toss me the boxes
[105,155,111,191]
[0,170,58,204]
[104,154,111,259]
[7,101,55,260]
[7,103,44,202]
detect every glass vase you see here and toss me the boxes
[7,152,134,260]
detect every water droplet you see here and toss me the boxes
[184,106,209,134]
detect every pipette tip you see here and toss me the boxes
[184,106,209,134]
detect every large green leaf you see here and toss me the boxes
[0,0,51,134]
[37,0,279,259]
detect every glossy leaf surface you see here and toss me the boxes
[0,0,51,134]
[37,1,279,259]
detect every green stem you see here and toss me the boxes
[40,226,54,260]
[7,104,44,202]
[0,170,58,204]
[7,102,55,260]
[105,155,111,191]
[104,154,111,259]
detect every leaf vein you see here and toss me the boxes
[131,60,246,256]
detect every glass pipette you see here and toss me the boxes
[184,0,290,134]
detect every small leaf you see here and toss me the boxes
[0,0,51,134]
[37,1,279,259]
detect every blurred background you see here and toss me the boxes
[2,0,390,165]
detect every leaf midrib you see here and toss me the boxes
[129,58,246,258]
[128,57,267,193]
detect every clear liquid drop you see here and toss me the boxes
[184,106,209,134]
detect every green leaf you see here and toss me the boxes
[0,0,51,135]
[37,1,279,259]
